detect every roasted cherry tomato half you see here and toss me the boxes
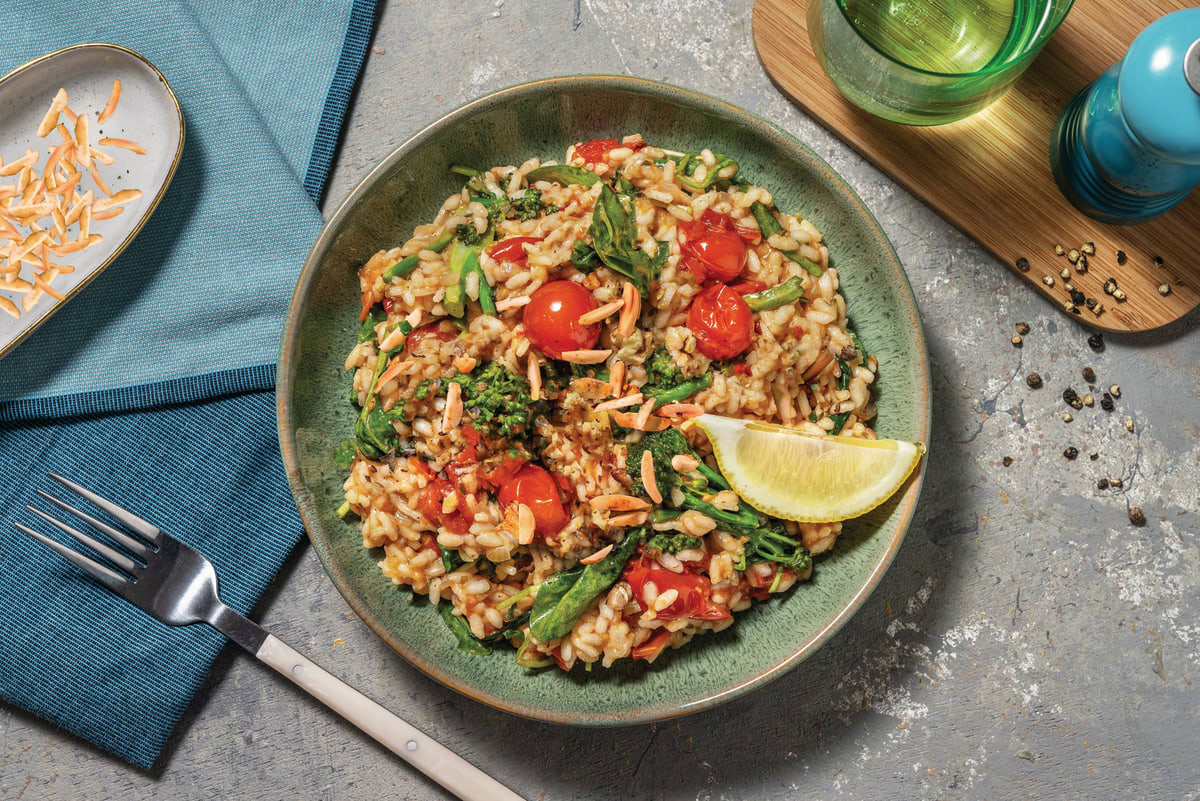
[417,478,471,535]
[487,236,543,265]
[574,137,646,163]
[687,283,754,360]
[632,628,672,661]
[728,279,767,295]
[685,209,759,244]
[498,464,568,538]
[403,322,456,357]
[684,229,747,283]
[622,557,730,621]
[522,280,601,358]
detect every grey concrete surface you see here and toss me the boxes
[3,1,1199,799]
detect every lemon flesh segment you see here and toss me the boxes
[692,414,925,523]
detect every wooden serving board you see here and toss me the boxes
[753,0,1198,332]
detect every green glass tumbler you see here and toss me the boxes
[808,0,1074,125]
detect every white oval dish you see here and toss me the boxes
[0,43,183,360]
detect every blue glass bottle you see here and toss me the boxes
[1051,9,1200,225]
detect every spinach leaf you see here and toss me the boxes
[441,548,464,574]
[588,184,667,299]
[829,359,852,435]
[358,308,385,343]
[524,164,601,187]
[529,528,645,642]
[333,439,358,468]
[438,604,491,655]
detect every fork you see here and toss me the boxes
[16,473,524,801]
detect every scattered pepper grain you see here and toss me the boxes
[1081,242,1095,256]
[1026,372,1043,389]
[1062,387,1082,409]
[1011,335,1023,347]
[1129,507,1145,526]
[1088,333,1104,352]
[1067,249,1080,264]
[1082,367,1096,383]
[1015,321,1031,335]
[1113,288,1127,302]
[1097,478,1109,489]
[1125,419,1135,432]
[1042,276,1055,287]
[1002,456,1014,467]
[1060,267,1071,280]
[1100,393,1114,412]
[1103,277,1118,296]
[1153,255,1164,267]
[1015,256,1030,272]
[1158,283,1172,296]
[1054,244,1065,256]
[1070,289,1086,306]
[1062,412,1074,422]
[1089,450,1098,460]
[1063,446,1078,460]
[1109,384,1121,398]
[1110,476,1123,488]
[1083,393,1094,407]
[1116,249,1127,265]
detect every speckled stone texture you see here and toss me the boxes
[3,2,1198,800]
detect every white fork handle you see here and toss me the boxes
[256,635,524,801]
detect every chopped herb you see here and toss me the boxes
[644,532,702,555]
[358,308,385,343]
[450,361,540,441]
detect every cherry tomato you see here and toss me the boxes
[632,628,672,661]
[481,455,527,490]
[574,137,646,163]
[487,236,543,265]
[417,478,471,535]
[522,280,600,358]
[622,557,730,620]
[687,283,754,360]
[382,297,395,314]
[403,322,456,357]
[728,279,767,295]
[684,229,747,283]
[684,209,759,245]
[498,464,568,538]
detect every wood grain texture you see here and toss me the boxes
[753,0,1198,332]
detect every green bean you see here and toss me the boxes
[743,276,805,312]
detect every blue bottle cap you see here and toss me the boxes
[1119,9,1200,165]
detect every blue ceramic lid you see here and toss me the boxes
[1119,8,1200,165]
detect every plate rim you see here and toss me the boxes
[0,42,186,361]
[277,74,932,725]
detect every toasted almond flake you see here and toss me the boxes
[64,189,92,224]
[609,359,625,397]
[580,544,614,564]
[657,402,704,420]
[404,308,423,329]
[0,149,37,177]
[92,188,143,213]
[74,114,91,168]
[454,355,477,374]
[594,393,644,413]
[98,136,145,155]
[527,354,541,401]
[34,273,63,300]
[641,449,663,504]
[80,204,90,242]
[617,281,641,338]
[99,80,121,123]
[611,410,670,432]
[634,397,656,430]
[1,278,33,293]
[376,358,413,388]
[671,454,700,473]
[36,89,69,137]
[21,288,42,312]
[494,294,531,312]
[589,494,651,512]
[378,324,408,352]
[87,161,111,195]
[55,123,73,146]
[560,348,611,364]
[801,350,834,381]
[577,298,624,325]
[91,207,123,221]
[10,230,49,264]
[442,379,463,433]
[608,511,649,527]
[0,296,18,318]
[89,148,115,166]
[62,106,77,124]
[516,503,536,545]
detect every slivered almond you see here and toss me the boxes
[91,207,123,221]
[657,402,704,420]
[404,308,423,329]
[589,494,651,512]
[0,149,37,177]
[594,393,644,413]
[494,295,530,312]
[671,454,700,472]
[378,325,408,352]
[62,107,77,124]
[576,298,623,326]
[441,379,463,433]
[641,449,662,504]
[98,137,145,155]
[580,544,614,564]
[527,354,541,401]
[0,296,18,318]
[608,511,649,527]
[516,503,536,545]
[34,273,64,300]
[560,348,611,364]
[55,123,73,146]
[609,359,625,397]
[89,148,115,166]
[10,230,49,264]
[376,358,412,388]
[87,161,111,195]
[617,281,641,338]
[801,350,834,381]
[36,88,68,137]
[633,397,656,430]
[80,204,90,242]
[74,114,90,168]
[611,410,670,432]
[454,355,477,374]
[92,188,142,213]
[98,80,121,123]
[1,278,33,293]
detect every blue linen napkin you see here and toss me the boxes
[0,0,377,769]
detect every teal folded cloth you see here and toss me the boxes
[0,0,376,769]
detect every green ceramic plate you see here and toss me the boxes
[278,76,930,724]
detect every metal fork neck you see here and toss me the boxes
[207,603,269,654]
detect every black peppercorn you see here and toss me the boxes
[1015,321,1031,335]
[1082,367,1096,383]
[1015,257,1030,272]
[1087,333,1105,352]
[1097,478,1109,489]
[1063,447,1078,460]
[1026,372,1043,389]
[1152,256,1163,267]
[1129,507,1146,526]
[1070,289,1086,306]
[1062,387,1082,409]
[1100,393,1114,412]
[1116,250,1127,265]
[1002,456,1013,467]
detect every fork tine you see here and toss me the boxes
[15,522,129,590]
[48,472,163,545]
[35,489,151,556]
[26,506,141,573]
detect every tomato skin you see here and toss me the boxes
[632,628,672,661]
[481,455,527,490]
[498,464,568,538]
[487,236,543,265]
[417,478,472,535]
[403,322,455,356]
[685,209,759,245]
[382,297,395,314]
[523,280,601,358]
[728,280,767,295]
[684,229,747,283]
[575,138,646,163]
[687,283,754,360]
[622,557,730,620]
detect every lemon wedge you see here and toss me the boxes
[691,414,925,523]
